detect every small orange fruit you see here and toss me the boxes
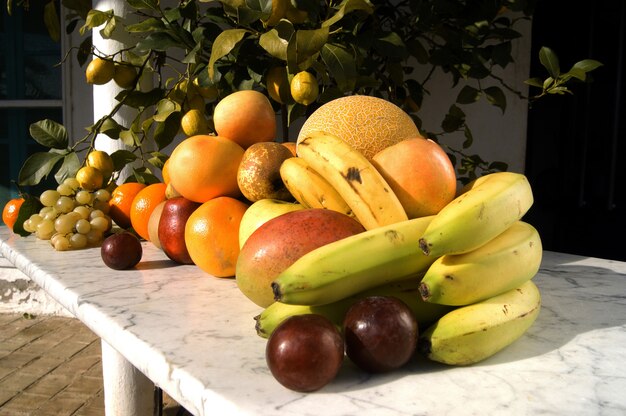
[213,90,276,149]
[185,196,249,277]
[168,135,245,203]
[130,182,168,240]
[2,197,25,231]
[108,182,147,229]
[162,159,171,184]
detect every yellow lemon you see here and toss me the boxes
[290,71,319,106]
[85,57,115,85]
[86,150,114,184]
[266,66,291,104]
[181,109,210,136]
[76,166,104,191]
[113,63,137,89]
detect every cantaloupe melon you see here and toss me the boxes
[296,95,420,160]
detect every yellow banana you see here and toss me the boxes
[279,157,354,217]
[419,221,543,306]
[255,279,454,338]
[272,215,437,306]
[419,171,534,257]
[418,280,541,365]
[296,131,408,230]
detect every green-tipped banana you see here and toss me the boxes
[297,131,408,230]
[419,172,534,257]
[418,280,541,365]
[419,221,543,306]
[272,215,437,306]
[256,279,454,338]
[279,156,354,217]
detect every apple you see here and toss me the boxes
[238,199,305,249]
[158,197,201,264]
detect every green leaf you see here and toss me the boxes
[135,31,181,54]
[13,195,44,237]
[462,126,473,149]
[62,0,92,19]
[483,86,506,113]
[153,99,182,122]
[321,43,356,92]
[561,67,587,82]
[208,28,248,79]
[154,112,182,150]
[101,15,117,38]
[322,0,374,28]
[259,21,294,60]
[79,9,112,35]
[373,32,407,59]
[127,0,160,10]
[539,46,560,79]
[488,161,509,172]
[29,119,68,149]
[54,152,81,184]
[111,149,138,171]
[116,88,165,108]
[18,152,65,186]
[125,17,165,33]
[119,130,139,147]
[442,105,465,133]
[572,59,603,73]
[44,1,61,42]
[99,118,123,139]
[292,27,329,67]
[456,85,480,104]
[148,151,169,170]
[524,77,544,88]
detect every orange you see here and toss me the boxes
[2,197,25,231]
[372,137,458,218]
[130,182,168,240]
[108,182,147,229]
[213,90,276,149]
[162,159,171,184]
[167,135,245,203]
[296,95,420,160]
[185,196,249,277]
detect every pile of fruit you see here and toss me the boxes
[2,91,543,393]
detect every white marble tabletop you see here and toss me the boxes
[1,226,625,415]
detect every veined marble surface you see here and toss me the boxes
[1,226,625,416]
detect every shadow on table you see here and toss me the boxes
[324,262,626,392]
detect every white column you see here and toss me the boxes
[101,340,155,416]
[92,0,147,183]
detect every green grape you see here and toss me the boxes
[94,189,111,202]
[86,229,103,246]
[92,200,110,214]
[63,177,80,190]
[55,196,75,214]
[56,183,74,196]
[40,206,54,216]
[54,214,76,235]
[73,205,91,220]
[40,190,60,207]
[69,233,88,249]
[90,216,110,233]
[28,214,44,228]
[75,218,91,234]
[75,190,93,205]
[23,219,34,233]
[90,209,105,220]
[43,208,59,222]
[53,235,71,251]
[36,219,55,240]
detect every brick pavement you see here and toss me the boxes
[0,313,190,416]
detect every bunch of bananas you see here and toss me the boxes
[261,131,543,366]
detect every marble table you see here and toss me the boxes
[1,226,625,416]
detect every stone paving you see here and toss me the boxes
[0,313,190,416]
